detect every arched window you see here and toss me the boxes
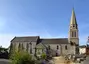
[29,43,32,54]
[18,43,22,52]
[57,45,59,49]
[65,45,67,50]
[21,43,24,50]
[72,31,76,37]
[26,43,29,52]
[48,45,50,50]
[72,31,74,37]
[75,32,76,37]
[73,25,75,28]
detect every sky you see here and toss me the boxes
[0,0,89,48]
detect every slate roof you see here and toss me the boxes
[11,36,69,44]
[11,36,39,43]
[39,38,69,44]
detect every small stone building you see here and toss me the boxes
[79,45,86,54]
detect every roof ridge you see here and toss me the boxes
[40,38,68,39]
[15,36,39,38]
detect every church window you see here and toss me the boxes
[75,32,76,37]
[70,42,74,45]
[18,43,22,52]
[65,45,67,50]
[30,43,32,54]
[73,25,75,28]
[57,45,59,49]
[72,31,74,37]
[26,43,29,52]
[73,31,75,37]
[22,43,24,50]
[48,45,50,50]
[72,31,76,37]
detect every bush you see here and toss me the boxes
[41,53,46,59]
[0,47,9,59]
[10,51,36,64]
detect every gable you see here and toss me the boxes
[36,43,46,49]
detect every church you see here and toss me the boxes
[10,9,79,57]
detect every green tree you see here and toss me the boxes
[10,51,36,64]
[41,53,47,59]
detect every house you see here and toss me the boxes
[79,45,86,54]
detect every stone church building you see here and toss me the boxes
[10,9,79,56]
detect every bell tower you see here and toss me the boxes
[68,8,79,45]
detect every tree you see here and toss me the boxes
[0,46,9,59]
[10,51,36,64]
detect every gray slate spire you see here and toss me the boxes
[70,8,77,25]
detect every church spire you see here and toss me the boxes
[68,8,79,45]
[70,8,77,25]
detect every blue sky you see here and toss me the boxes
[0,0,89,48]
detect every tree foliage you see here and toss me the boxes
[41,53,47,59]
[0,46,9,59]
[10,51,36,64]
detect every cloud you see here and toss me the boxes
[0,30,68,48]
[0,31,50,48]
[0,34,14,48]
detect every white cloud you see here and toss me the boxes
[0,34,14,48]
[0,31,51,48]
[0,29,87,48]
[0,30,67,48]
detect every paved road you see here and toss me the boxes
[0,59,11,64]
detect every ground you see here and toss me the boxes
[53,56,75,64]
[0,56,89,64]
[0,59,11,64]
[81,56,89,64]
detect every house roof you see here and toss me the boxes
[11,36,39,42]
[79,45,86,48]
[39,38,69,44]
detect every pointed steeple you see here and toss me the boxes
[68,8,79,44]
[68,8,79,54]
[70,8,77,25]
